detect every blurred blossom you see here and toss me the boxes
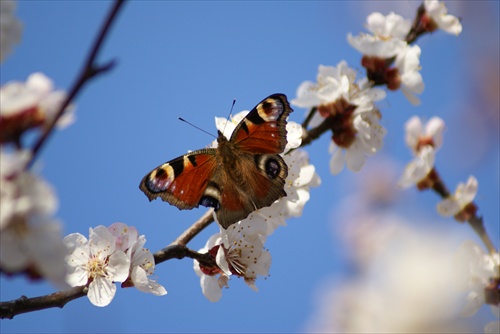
[398,145,435,188]
[347,33,407,60]
[0,217,67,286]
[292,61,386,175]
[308,214,472,333]
[399,116,446,189]
[423,0,462,35]
[64,226,130,307]
[329,109,386,175]
[485,320,500,334]
[0,149,66,285]
[405,116,445,154]
[291,62,359,108]
[455,240,500,318]
[437,176,478,221]
[364,11,411,41]
[347,11,409,58]
[0,73,75,144]
[348,10,428,105]
[0,0,22,62]
[394,44,424,105]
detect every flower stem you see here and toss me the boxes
[468,215,497,255]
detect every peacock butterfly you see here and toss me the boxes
[139,94,293,229]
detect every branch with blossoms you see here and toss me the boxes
[1,0,498,328]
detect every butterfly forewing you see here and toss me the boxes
[140,149,218,209]
[231,94,293,154]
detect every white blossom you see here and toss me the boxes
[292,62,386,175]
[282,149,321,218]
[395,45,425,105]
[437,176,478,217]
[0,73,75,141]
[0,149,66,285]
[107,222,167,296]
[291,62,358,108]
[126,235,167,296]
[108,222,139,252]
[398,145,435,188]
[308,214,468,333]
[218,222,271,291]
[455,240,499,317]
[64,226,130,307]
[405,115,445,154]
[347,32,407,59]
[0,217,67,286]
[365,11,411,41]
[0,0,22,62]
[424,0,462,35]
[193,233,228,302]
[194,220,272,302]
[329,109,386,175]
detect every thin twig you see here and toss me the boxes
[153,244,216,268]
[468,215,497,256]
[173,208,215,246]
[27,0,126,169]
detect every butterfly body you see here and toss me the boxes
[139,94,293,229]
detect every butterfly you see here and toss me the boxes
[139,94,293,229]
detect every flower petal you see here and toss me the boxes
[87,277,116,307]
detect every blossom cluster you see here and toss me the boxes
[291,0,462,175]
[456,241,500,332]
[0,4,77,286]
[0,149,67,285]
[399,116,480,221]
[64,223,167,307]
[193,112,320,301]
[0,72,75,284]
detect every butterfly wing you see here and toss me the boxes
[139,148,219,210]
[230,93,293,154]
[214,94,293,228]
[139,94,294,229]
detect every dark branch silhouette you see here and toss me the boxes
[27,0,126,169]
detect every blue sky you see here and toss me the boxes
[1,1,499,333]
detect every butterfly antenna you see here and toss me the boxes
[178,117,217,139]
[222,98,237,135]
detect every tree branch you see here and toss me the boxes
[27,0,126,169]
[468,215,497,256]
[172,208,215,246]
[0,286,86,320]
